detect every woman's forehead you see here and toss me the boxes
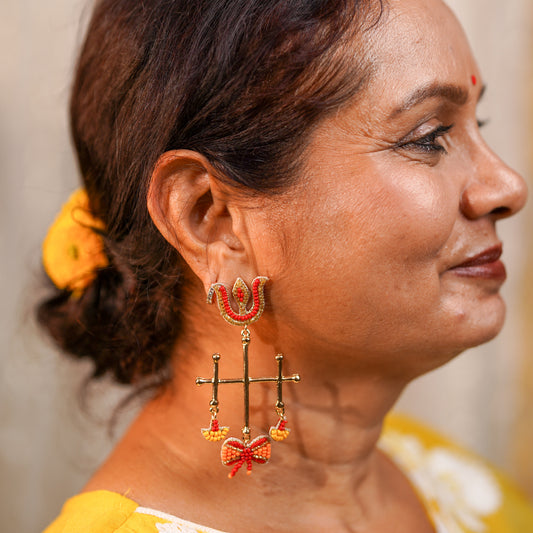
[366,0,471,67]
[351,0,477,114]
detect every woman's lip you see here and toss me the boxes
[449,245,506,281]
[451,260,507,280]
[452,244,502,268]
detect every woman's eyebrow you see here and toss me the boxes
[388,83,470,119]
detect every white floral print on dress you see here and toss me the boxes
[380,431,502,533]
[154,520,216,533]
[156,523,183,533]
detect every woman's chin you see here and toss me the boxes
[447,293,507,353]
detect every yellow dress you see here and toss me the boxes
[43,414,533,533]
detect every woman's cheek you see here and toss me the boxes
[387,170,459,261]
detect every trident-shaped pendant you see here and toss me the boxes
[197,277,300,478]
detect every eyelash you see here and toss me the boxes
[400,124,454,154]
[397,119,488,157]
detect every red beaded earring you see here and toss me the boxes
[196,277,300,477]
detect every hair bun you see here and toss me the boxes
[38,207,182,384]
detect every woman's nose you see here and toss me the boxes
[460,145,528,221]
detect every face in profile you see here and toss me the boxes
[248,0,527,377]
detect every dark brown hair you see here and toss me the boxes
[37,0,384,385]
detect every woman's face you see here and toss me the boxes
[250,0,527,377]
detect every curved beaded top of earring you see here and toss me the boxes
[207,276,268,326]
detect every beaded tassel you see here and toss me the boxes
[270,417,290,442]
[202,417,229,442]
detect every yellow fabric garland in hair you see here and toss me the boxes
[42,189,108,294]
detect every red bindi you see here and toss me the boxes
[471,75,477,86]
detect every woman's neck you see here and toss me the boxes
[85,321,427,532]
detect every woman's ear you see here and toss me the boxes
[147,150,254,293]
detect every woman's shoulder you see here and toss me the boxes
[382,412,533,533]
[43,490,225,533]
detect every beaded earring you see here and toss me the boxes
[196,277,300,478]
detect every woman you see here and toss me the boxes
[41,0,533,531]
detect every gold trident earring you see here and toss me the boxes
[196,277,300,478]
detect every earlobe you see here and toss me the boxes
[147,150,252,293]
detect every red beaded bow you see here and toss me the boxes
[221,436,271,478]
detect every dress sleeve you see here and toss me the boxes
[43,491,138,533]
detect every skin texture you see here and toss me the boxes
[84,1,527,532]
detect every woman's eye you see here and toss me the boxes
[397,124,454,155]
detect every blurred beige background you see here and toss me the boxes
[1,1,532,532]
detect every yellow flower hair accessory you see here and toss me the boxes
[42,189,108,295]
